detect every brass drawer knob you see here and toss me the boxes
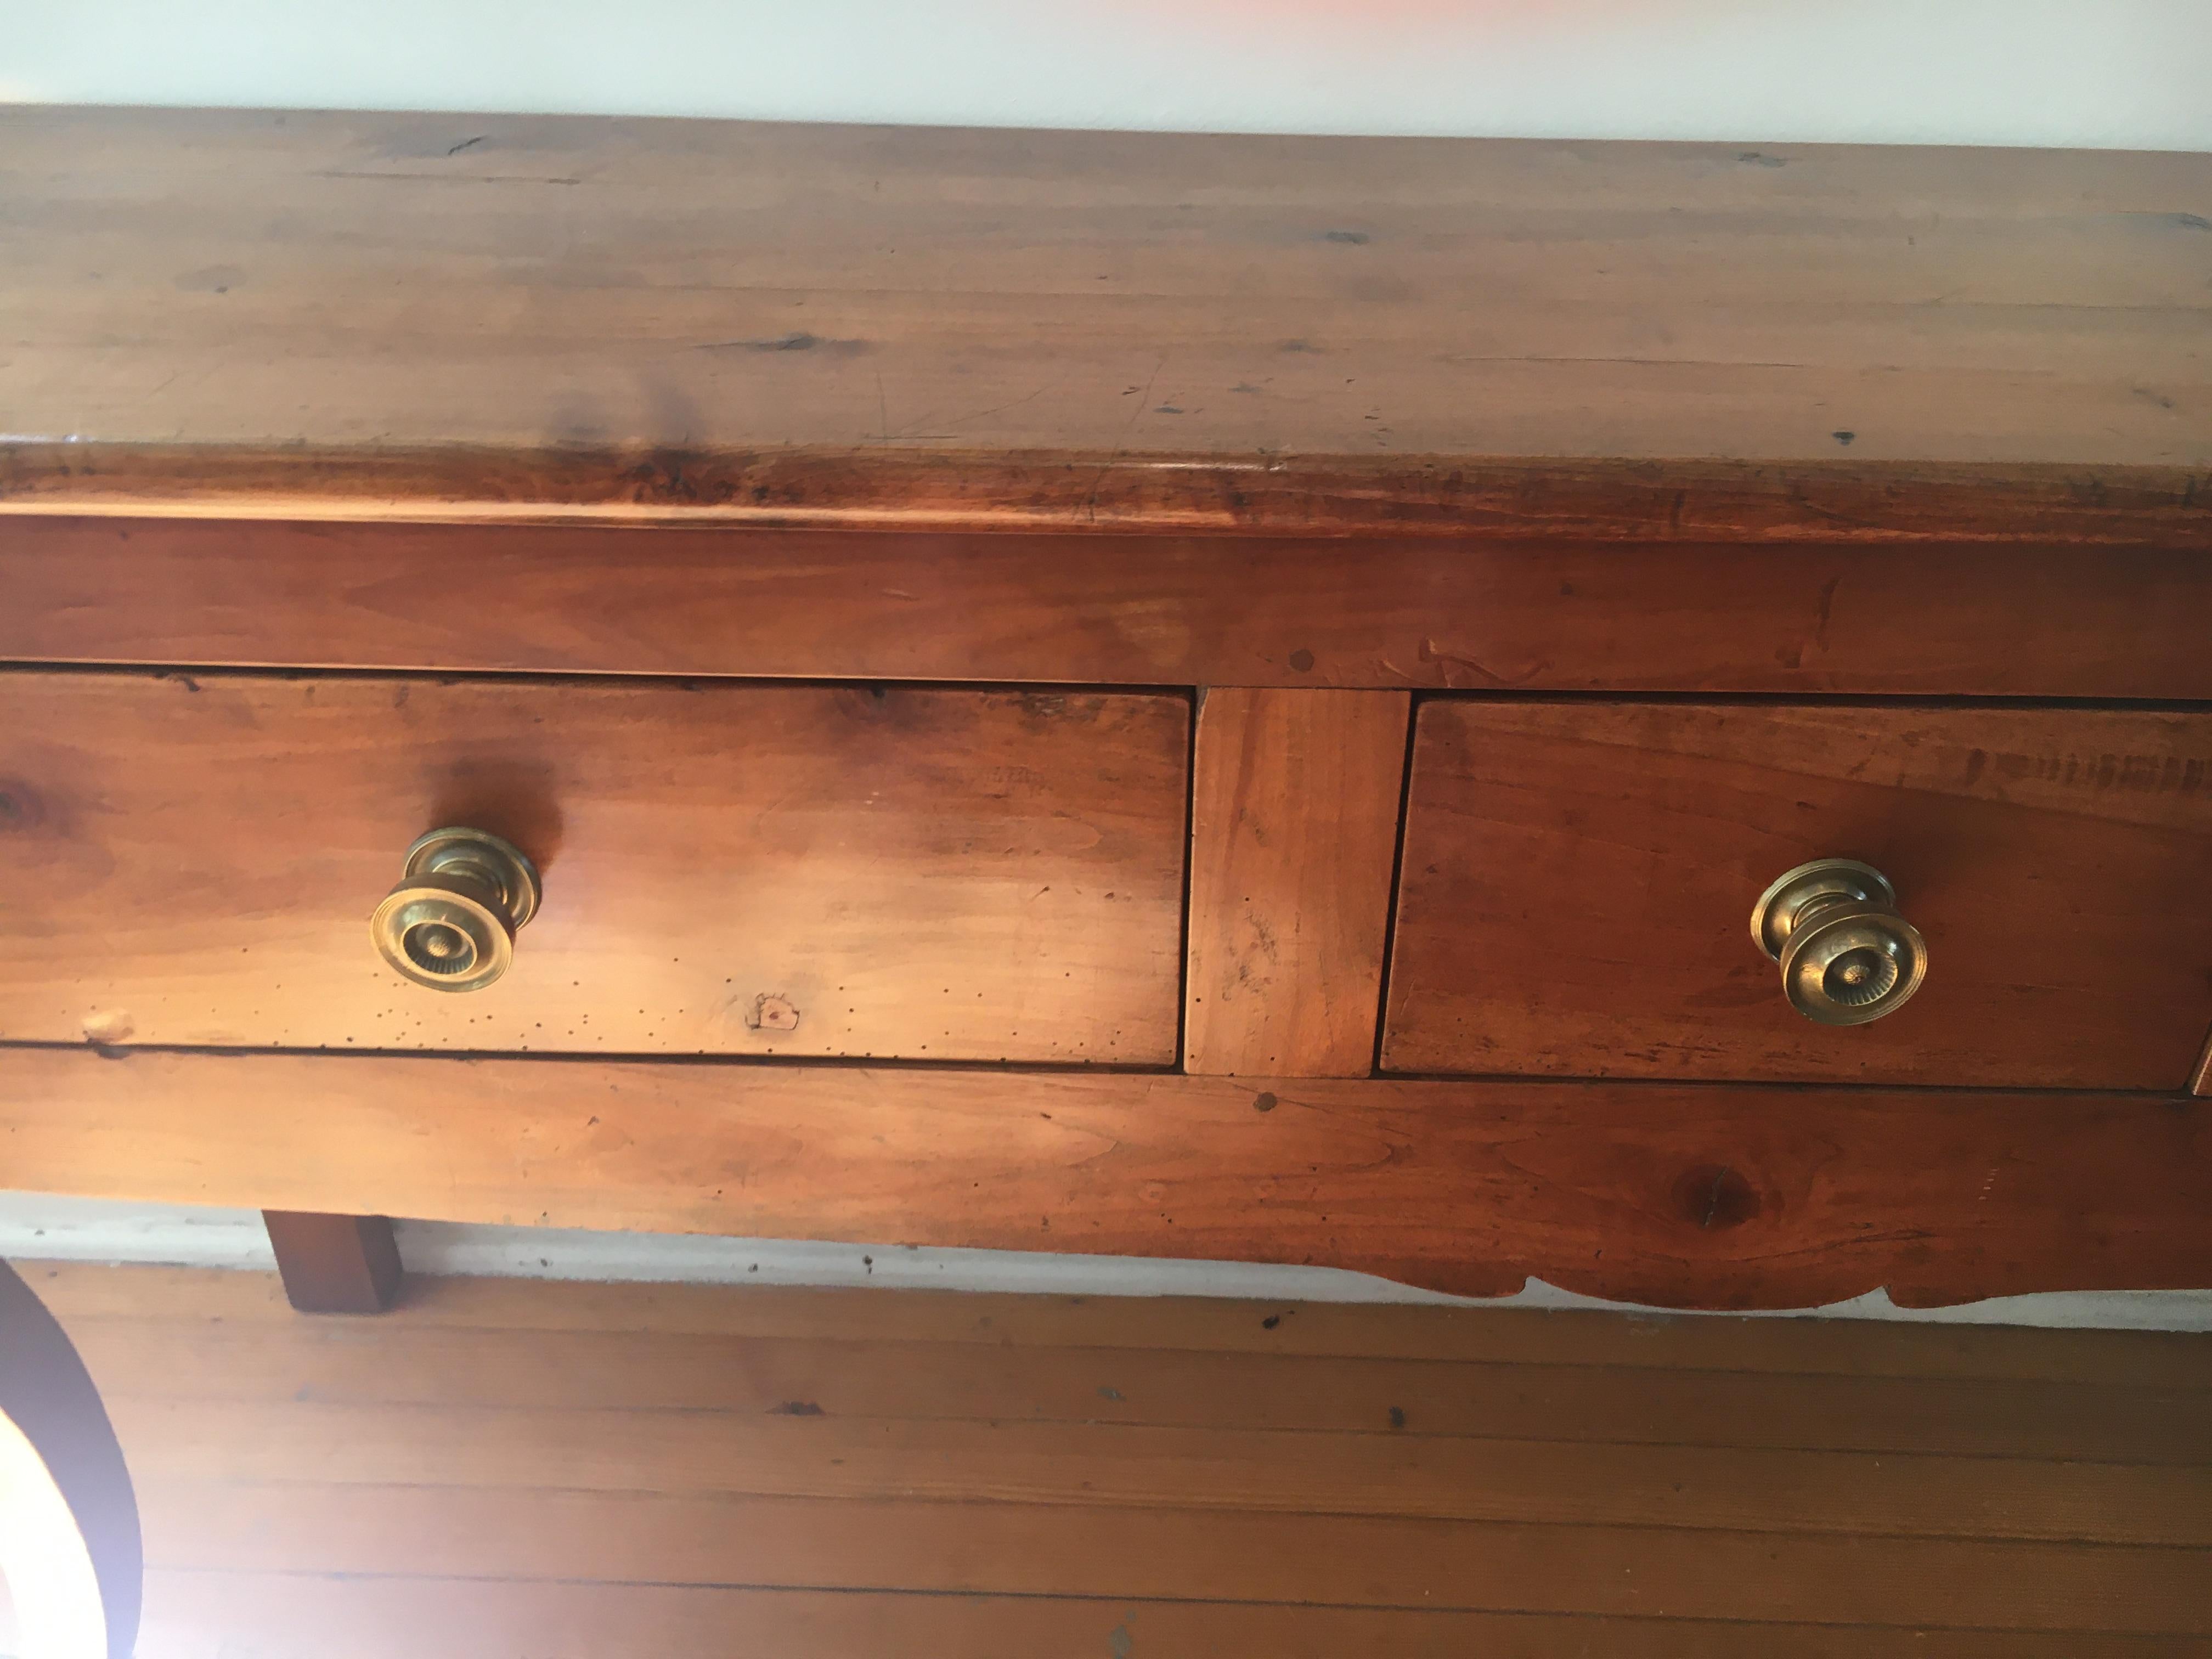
[370,827,540,992]
[1750,858,1926,1026]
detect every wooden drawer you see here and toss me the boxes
[0,672,1189,1063]
[1381,700,2212,1088]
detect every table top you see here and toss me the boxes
[3,105,2207,538]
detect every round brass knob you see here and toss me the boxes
[370,827,540,992]
[1749,858,1926,1026]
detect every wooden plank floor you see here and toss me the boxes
[12,1262,2212,1656]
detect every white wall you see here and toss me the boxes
[6,0,2209,150]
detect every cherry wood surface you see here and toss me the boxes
[5,1262,2204,1654]
[0,670,1188,1063]
[2,107,2206,537]
[261,1212,404,1314]
[1184,689,1408,1075]
[10,518,2212,698]
[3,1049,2206,1310]
[1383,699,2212,1089]
[3,104,2209,1356]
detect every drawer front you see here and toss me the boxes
[1382,700,2212,1088]
[0,673,1188,1063]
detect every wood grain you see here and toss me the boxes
[10,517,2212,697]
[3,1050,2207,1309]
[261,1213,403,1314]
[103,1395,2212,1545]
[19,1261,2212,1651]
[1,108,2207,535]
[117,1577,2212,1659]
[37,1264,2208,1387]
[126,1489,2212,1635]
[10,449,2210,549]
[59,1315,2212,1465]
[1384,701,2212,1088]
[0,670,1187,1062]
[1184,689,1407,1075]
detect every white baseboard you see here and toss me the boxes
[4,1192,2209,1332]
